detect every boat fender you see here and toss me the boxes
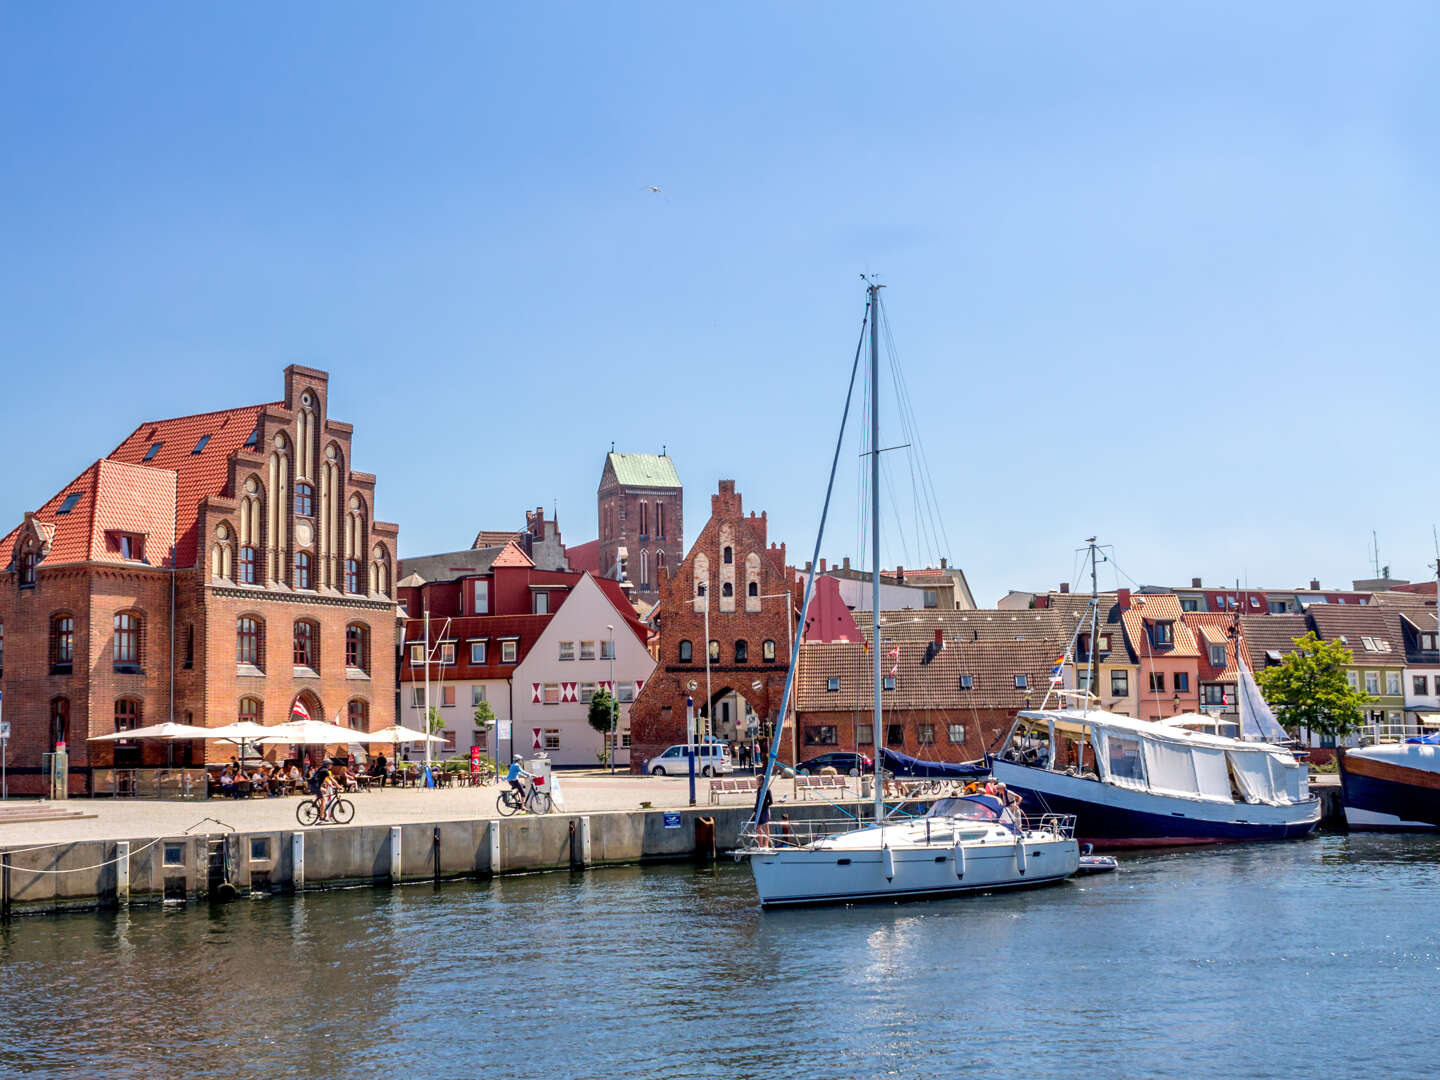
[882,845,895,882]
[953,837,966,880]
[1014,838,1026,876]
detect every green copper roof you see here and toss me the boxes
[606,452,680,488]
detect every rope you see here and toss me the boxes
[1,835,166,874]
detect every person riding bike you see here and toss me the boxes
[309,758,339,820]
[505,755,532,808]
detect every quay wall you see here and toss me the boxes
[0,802,862,918]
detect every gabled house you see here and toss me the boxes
[1116,591,1200,720]
[1305,606,1406,744]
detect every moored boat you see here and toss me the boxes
[1338,731,1440,831]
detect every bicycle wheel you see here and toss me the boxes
[530,790,553,815]
[331,797,355,825]
[496,792,519,817]
[296,799,320,826]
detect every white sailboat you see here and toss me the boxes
[740,282,1081,907]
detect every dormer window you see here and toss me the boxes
[142,442,163,462]
[1151,621,1174,647]
[244,427,259,449]
[18,549,36,587]
[1209,644,1226,668]
[1423,633,1438,651]
[108,532,144,561]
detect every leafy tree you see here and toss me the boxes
[1255,631,1372,739]
[425,704,445,735]
[588,689,617,763]
[473,699,496,734]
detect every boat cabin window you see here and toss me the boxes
[1108,733,1144,782]
[927,796,1002,823]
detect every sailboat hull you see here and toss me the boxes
[992,760,1321,848]
[747,836,1078,908]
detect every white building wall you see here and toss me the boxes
[512,574,657,767]
[400,676,513,762]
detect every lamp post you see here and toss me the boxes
[606,624,616,775]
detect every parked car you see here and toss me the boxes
[794,752,872,777]
[648,743,733,777]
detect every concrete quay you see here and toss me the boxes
[0,771,859,917]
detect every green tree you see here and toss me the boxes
[473,699,497,735]
[425,704,445,736]
[588,689,617,764]
[1255,631,1372,740]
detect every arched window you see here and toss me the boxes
[50,614,74,673]
[763,639,777,662]
[347,699,368,729]
[748,581,759,598]
[239,546,257,584]
[656,550,665,576]
[640,501,648,537]
[656,501,665,539]
[371,545,390,597]
[18,547,36,587]
[723,546,733,565]
[239,697,262,725]
[678,639,693,663]
[50,697,69,748]
[734,640,749,663]
[708,640,720,663]
[640,549,649,587]
[295,552,312,589]
[237,616,262,667]
[294,481,314,517]
[345,623,369,672]
[113,612,141,671]
[294,619,318,669]
[345,558,359,594]
[721,582,734,598]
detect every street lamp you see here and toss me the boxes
[606,624,616,774]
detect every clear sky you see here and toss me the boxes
[4,3,1438,604]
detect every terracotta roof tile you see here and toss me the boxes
[1121,593,1200,659]
[1183,612,1244,683]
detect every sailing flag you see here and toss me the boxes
[291,699,311,721]
[889,665,898,676]
[888,646,900,659]
[1049,657,1065,684]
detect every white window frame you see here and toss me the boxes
[439,642,456,666]
[469,640,487,664]
[409,643,424,666]
[580,641,596,661]
[617,685,635,703]
[501,639,518,664]
[471,685,486,707]
[473,579,490,614]
[559,641,575,662]
[600,640,615,660]
[1364,671,1379,695]
[543,729,561,750]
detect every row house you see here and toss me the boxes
[396,542,652,766]
[794,603,1068,761]
[628,480,797,769]
[1116,591,1201,720]
[0,366,400,793]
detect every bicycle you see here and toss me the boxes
[296,790,355,826]
[496,783,551,816]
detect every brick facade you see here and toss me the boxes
[628,480,798,770]
[0,366,399,793]
[597,452,682,605]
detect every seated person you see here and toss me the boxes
[219,767,238,798]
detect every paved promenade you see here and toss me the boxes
[0,770,779,847]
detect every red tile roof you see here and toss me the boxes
[400,614,552,680]
[1183,612,1244,683]
[490,541,534,568]
[1121,593,1200,659]
[566,539,599,576]
[107,401,277,568]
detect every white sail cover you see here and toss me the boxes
[1236,658,1289,743]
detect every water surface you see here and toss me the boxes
[3,834,1437,1079]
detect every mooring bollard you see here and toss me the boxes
[390,826,402,882]
[116,841,130,907]
[292,832,305,892]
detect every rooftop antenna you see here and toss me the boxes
[610,440,615,453]
[1371,529,1381,579]
[662,444,667,456]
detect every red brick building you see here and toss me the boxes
[0,366,399,793]
[597,451,683,605]
[628,480,797,770]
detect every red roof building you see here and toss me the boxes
[0,366,400,793]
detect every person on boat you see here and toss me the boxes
[994,783,1025,829]
[756,788,774,844]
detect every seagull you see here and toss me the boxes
[643,185,663,194]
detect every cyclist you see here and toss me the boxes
[505,755,532,809]
[309,758,339,821]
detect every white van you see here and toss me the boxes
[648,743,733,777]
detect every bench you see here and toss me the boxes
[707,777,760,804]
[795,775,849,800]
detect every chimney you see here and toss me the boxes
[804,560,812,573]
[940,557,948,570]
[934,628,944,650]
[896,565,905,583]
[820,558,827,572]
[1059,582,1070,594]
[843,557,851,571]
[1191,577,1202,588]
[1117,588,1132,610]
[1310,579,1320,591]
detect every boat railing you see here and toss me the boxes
[736,809,876,853]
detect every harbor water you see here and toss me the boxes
[4,833,1439,1079]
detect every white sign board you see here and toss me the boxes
[0,721,8,741]
[497,720,512,740]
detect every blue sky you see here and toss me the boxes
[3,3,1438,604]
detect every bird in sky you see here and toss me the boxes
[643,185,663,194]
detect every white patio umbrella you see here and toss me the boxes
[358,724,447,746]
[88,722,214,742]
[257,718,359,746]
[205,720,275,764]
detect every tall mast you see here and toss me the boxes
[870,282,884,823]
[1087,538,1099,709]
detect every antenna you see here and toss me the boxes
[1371,529,1381,579]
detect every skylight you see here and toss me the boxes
[143,442,163,462]
[56,492,81,515]
[244,428,258,449]
[192,434,212,455]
